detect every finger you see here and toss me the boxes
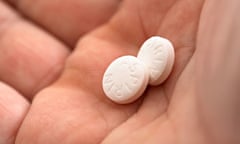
[0,82,29,144]
[0,1,70,99]
[6,0,121,46]
[196,0,240,143]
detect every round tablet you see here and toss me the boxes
[137,36,175,85]
[102,56,149,104]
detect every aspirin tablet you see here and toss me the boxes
[102,56,149,104]
[137,36,175,85]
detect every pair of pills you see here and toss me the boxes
[102,36,175,104]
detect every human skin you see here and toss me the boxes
[0,0,239,144]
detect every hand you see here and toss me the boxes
[1,0,240,144]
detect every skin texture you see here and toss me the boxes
[0,0,239,144]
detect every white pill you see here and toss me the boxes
[137,36,175,85]
[102,56,149,104]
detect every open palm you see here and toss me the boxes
[1,0,239,144]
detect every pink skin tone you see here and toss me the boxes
[0,0,239,144]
